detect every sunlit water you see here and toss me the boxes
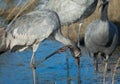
[0,40,120,84]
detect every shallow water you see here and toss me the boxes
[0,40,120,84]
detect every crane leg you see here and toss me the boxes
[65,24,71,84]
[103,55,109,84]
[30,52,36,84]
[94,54,98,72]
[30,43,39,84]
[66,50,70,84]
[75,57,81,84]
[77,23,83,48]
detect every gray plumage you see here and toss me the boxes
[5,10,80,55]
[85,0,118,83]
[35,0,98,65]
[5,10,60,50]
[35,0,98,25]
[85,20,118,55]
[5,9,80,84]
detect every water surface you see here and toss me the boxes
[0,40,120,84]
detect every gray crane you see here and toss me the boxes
[35,0,98,65]
[36,0,98,26]
[4,9,80,84]
[84,0,118,83]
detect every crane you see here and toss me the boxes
[35,0,98,66]
[84,0,118,83]
[5,9,80,84]
[36,0,98,25]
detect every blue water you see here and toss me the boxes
[0,40,96,84]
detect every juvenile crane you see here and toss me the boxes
[35,0,98,65]
[85,0,118,83]
[5,10,80,84]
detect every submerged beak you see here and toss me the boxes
[75,57,80,66]
[68,45,81,66]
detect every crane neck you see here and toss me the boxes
[54,29,81,58]
[55,29,73,46]
[101,3,108,21]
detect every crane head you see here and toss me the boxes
[66,45,81,57]
[67,45,81,65]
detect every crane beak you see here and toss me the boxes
[75,57,80,66]
[71,48,81,66]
